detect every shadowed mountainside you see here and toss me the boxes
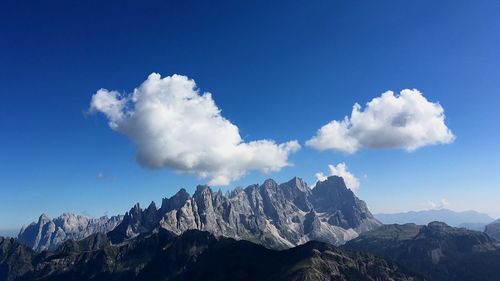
[344,222,500,281]
[2,228,422,281]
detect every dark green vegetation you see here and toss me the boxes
[1,229,420,281]
[344,222,500,281]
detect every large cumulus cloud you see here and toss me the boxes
[90,73,300,185]
[306,89,455,153]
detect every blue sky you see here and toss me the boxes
[1,0,500,234]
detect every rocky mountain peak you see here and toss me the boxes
[195,184,211,193]
[261,178,278,189]
[107,176,380,248]
[314,175,349,192]
[178,187,189,194]
[285,176,309,192]
[18,213,123,252]
[161,188,190,212]
[39,213,51,223]
[128,203,143,219]
[193,185,214,206]
[147,201,157,211]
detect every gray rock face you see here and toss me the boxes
[17,213,123,252]
[108,176,381,248]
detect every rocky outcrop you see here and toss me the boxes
[108,176,381,248]
[17,213,123,251]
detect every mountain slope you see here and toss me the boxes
[0,237,34,281]
[375,209,493,228]
[344,222,500,281]
[10,229,421,281]
[484,219,500,239]
[108,176,381,249]
[17,213,123,251]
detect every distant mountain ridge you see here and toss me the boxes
[375,209,494,229]
[344,222,500,281]
[17,213,123,251]
[1,229,422,281]
[107,176,381,249]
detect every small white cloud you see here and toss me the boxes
[426,200,438,210]
[90,73,300,186]
[315,172,327,182]
[426,198,450,210]
[440,198,450,208]
[315,163,360,192]
[306,89,455,153]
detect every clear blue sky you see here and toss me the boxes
[1,0,499,234]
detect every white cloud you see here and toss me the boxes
[426,200,437,210]
[315,163,360,192]
[89,73,300,186]
[314,172,327,182]
[426,198,450,210]
[306,89,455,153]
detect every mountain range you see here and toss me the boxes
[1,228,423,281]
[344,222,500,281]
[17,213,123,251]
[107,176,381,249]
[375,209,494,230]
[16,176,381,252]
[7,175,500,281]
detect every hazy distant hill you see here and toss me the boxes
[375,209,494,228]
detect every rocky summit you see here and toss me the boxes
[17,213,123,252]
[108,176,381,249]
